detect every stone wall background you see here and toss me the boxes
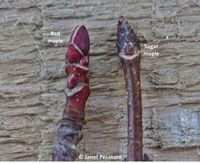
[0,0,200,161]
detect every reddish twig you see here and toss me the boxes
[52,25,90,161]
[116,16,143,161]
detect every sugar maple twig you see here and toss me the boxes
[116,16,143,161]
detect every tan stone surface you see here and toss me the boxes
[0,0,200,161]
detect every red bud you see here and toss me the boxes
[80,57,89,67]
[66,44,82,63]
[67,74,78,89]
[70,25,90,56]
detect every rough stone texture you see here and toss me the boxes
[0,0,200,161]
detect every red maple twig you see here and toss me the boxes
[52,25,90,161]
[116,16,143,161]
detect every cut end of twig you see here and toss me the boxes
[116,16,141,60]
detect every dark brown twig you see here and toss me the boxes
[116,16,143,161]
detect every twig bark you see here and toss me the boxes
[52,25,90,161]
[116,16,143,161]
